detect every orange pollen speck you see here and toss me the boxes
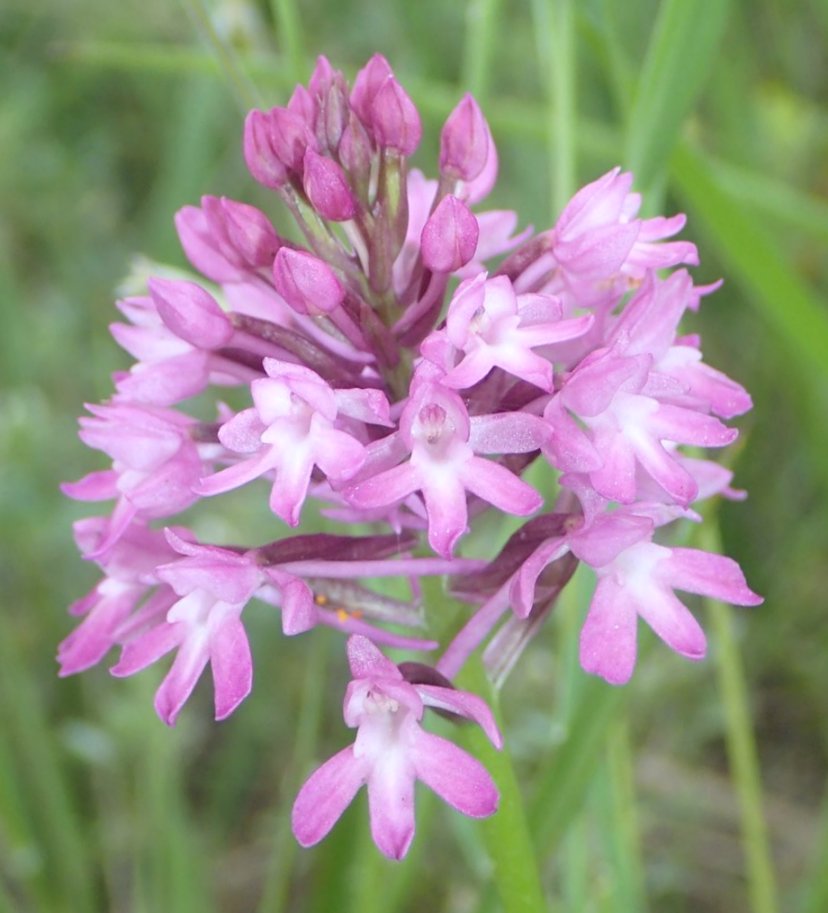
[314,593,329,606]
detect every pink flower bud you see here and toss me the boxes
[338,115,373,182]
[302,148,357,221]
[370,77,422,155]
[420,195,479,273]
[308,55,337,97]
[350,53,394,125]
[269,106,315,172]
[219,198,282,269]
[243,110,287,189]
[148,277,233,349]
[273,248,345,315]
[440,94,490,182]
[288,85,317,123]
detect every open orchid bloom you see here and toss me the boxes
[292,636,501,860]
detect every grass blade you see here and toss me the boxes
[625,0,731,193]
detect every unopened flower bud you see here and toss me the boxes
[370,77,422,156]
[440,93,490,182]
[219,198,282,269]
[302,148,358,221]
[243,109,287,189]
[339,115,373,188]
[350,53,394,126]
[421,195,479,273]
[148,277,233,349]
[269,106,315,172]
[273,248,345,315]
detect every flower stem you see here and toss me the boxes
[457,657,548,913]
[257,630,331,913]
[701,522,779,913]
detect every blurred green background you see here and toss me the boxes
[1,0,827,911]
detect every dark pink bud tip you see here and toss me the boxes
[269,106,315,172]
[440,93,490,182]
[219,198,281,268]
[350,53,394,125]
[370,77,422,156]
[148,277,233,349]
[273,248,344,315]
[421,195,480,273]
[243,110,287,189]
[302,148,358,221]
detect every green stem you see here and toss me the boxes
[257,631,331,913]
[702,523,779,913]
[550,0,576,214]
[457,658,548,913]
[462,0,502,104]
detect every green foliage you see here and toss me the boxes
[1,0,826,910]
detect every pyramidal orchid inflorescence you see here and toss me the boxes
[62,54,761,860]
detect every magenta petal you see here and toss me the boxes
[579,577,638,685]
[511,536,568,618]
[346,634,403,680]
[209,616,253,720]
[662,548,763,606]
[412,731,498,817]
[415,685,502,748]
[292,746,368,847]
[280,578,318,635]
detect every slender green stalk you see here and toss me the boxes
[701,523,779,913]
[462,0,502,103]
[800,782,828,913]
[457,658,548,913]
[269,0,305,84]
[530,0,576,216]
[551,0,576,214]
[625,0,731,195]
[601,716,647,912]
[180,0,262,110]
[258,631,331,913]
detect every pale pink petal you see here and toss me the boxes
[110,622,183,677]
[210,616,253,720]
[636,586,707,661]
[415,685,502,748]
[154,635,210,725]
[422,474,469,557]
[347,634,403,680]
[460,457,542,516]
[661,549,763,606]
[292,746,368,847]
[411,731,498,817]
[346,462,422,510]
[367,751,417,860]
[510,536,569,618]
[579,577,638,685]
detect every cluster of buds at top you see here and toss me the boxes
[62,54,761,859]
